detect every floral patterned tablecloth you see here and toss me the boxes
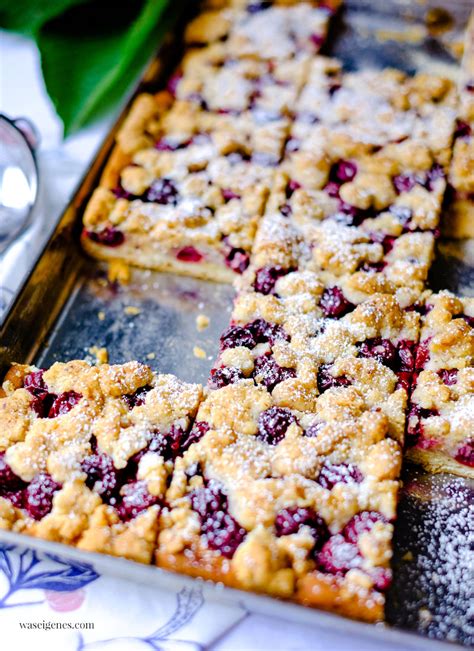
[0,30,412,651]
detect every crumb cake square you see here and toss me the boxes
[406,291,474,479]
[171,43,310,117]
[156,379,402,622]
[186,1,339,58]
[291,67,458,165]
[0,361,203,564]
[81,95,288,281]
[215,276,415,440]
[244,205,435,308]
[286,67,458,257]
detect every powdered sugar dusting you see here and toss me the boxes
[388,469,473,645]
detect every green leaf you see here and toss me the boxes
[36,0,171,136]
[0,0,88,35]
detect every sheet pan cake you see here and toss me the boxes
[2,0,473,627]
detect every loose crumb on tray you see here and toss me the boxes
[196,314,210,331]
[108,260,131,284]
[88,346,108,365]
[124,306,141,316]
[193,346,206,359]
[418,608,433,627]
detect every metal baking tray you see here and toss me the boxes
[0,1,473,647]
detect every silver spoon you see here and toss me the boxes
[0,115,39,254]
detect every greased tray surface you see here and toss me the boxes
[1,1,473,647]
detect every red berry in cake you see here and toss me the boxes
[333,160,357,183]
[360,261,387,273]
[24,373,81,419]
[141,431,168,460]
[406,406,424,446]
[123,385,152,409]
[358,338,397,368]
[23,370,56,417]
[222,188,241,201]
[48,391,82,418]
[209,366,244,389]
[190,484,225,520]
[324,181,340,197]
[359,337,416,373]
[169,423,208,457]
[3,490,25,509]
[202,510,247,558]
[320,287,354,318]
[0,452,26,494]
[303,422,324,438]
[190,484,246,558]
[257,407,295,445]
[366,566,392,592]
[425,163,445,191]
[224,247,250,274]
[23,370,47,393]
[25,474,61,520]
[187,421,210,445]
[317,462,363,490]
[462,313,474,328]
[286,179,301,196]
[248,318,289,344]
[220,324,256,350]
[247,1,271,12]
[176,246,203,263]
[113,185,133,200]
[310,32,324,48]
[342,511,387,544]
[317,364,351,394]
[455,439,474,467]
[398,340,415,371]
[155,138,180,151]
[117,481,159,521]
[87,227,125,247]
[415,339,431,369]
[275,507,329,551]
[253,266,290,295]
[279,203,292,217]
[137,422,210,465]
[81,453,120,501]
[337,200,363,222]
[317,534,360,574]
[253,355,296,391]
[393,173,418,194]
[146,178,178,204]
[166,72,182,96]
[454,120,472,140]
[396,371,412,392]
[437,369,458,385]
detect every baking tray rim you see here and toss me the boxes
[0,528,464,650]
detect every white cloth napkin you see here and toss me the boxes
[0,542,245,651]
